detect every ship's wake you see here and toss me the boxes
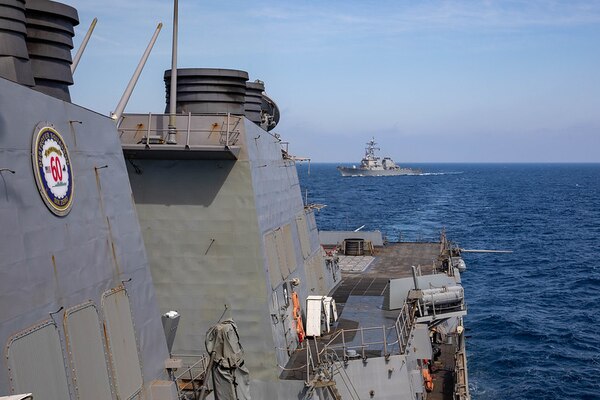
[418,171,464,176]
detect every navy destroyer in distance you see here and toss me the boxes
[0,1,470,399]
[337,137,422,176]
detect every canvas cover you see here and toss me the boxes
[205,319,251,400]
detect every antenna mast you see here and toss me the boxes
[111,23,163,122]
[71,17,97,74]
[167,0,178,144]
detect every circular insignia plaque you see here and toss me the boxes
[32,123,74,216]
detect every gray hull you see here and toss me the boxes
[0,77,175,399]
[338,166,421,176]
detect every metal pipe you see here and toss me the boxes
[111,23,163,121]
[189,368,196,398]
[395,322,403,353]
[360,328,365,359]
[382,325,387,355]
[199,351,216,400]
[71,17,97,74]
[411,265,419,290]
[167,0,178,144]
[421,289,463,306]
[226,113,230,146]
[305,341,309,384]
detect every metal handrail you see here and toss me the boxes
[118,112,243,147]
[173,354,210,381]
[316,298,416,362]
[172,353,211,399]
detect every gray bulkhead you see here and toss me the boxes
[334,355,414,400]
[0,78,173,398]
[124,115,339,397]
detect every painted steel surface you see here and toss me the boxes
[0,77,171,398]
[6,322,71,400]
[124,115,339,397]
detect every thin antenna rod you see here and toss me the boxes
[111,23,163,121]
[167,0,178,144]
[71,17,97,74]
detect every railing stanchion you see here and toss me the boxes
[383,325,387,356]
[360,329,365,359]
[226,113,230,146]
[309,340,312,383]
[186,112,191,149]
[146,112,152,147]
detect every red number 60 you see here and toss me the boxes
[50,156,63,182]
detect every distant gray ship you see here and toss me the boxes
[338,137,421,176]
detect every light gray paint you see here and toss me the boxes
[305,211,321,253]
[65,304,113,400]
[103,288,143,400]
[6,322,71,400]
[387,273,460,310]
[0,77,172,397]
[335,355,415,400]
[406,324,433,360]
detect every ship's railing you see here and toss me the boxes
[315,299,416,363]
[302,299,417,395]
[395,300,416,353]
[317,325,399,360]
[454,325,470,400]
[117,112,242,148]
[171,353,211,400]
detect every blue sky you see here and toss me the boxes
[69,1,600,162]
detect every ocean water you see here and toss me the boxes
[296,163,600,400]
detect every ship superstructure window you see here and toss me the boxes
[65,303,113,400]
[102,287,143,400]
[6,320,71,400]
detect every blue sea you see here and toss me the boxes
[296,163,600,400]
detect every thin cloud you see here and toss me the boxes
[250,1,600,36]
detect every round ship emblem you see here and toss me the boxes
[32,123,74,216]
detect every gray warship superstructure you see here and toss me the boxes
[0,1,177,399]
[118,72,469,399]
[337,138,421,177]
[1,1,470,399]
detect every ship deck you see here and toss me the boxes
[281,242,456,400]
